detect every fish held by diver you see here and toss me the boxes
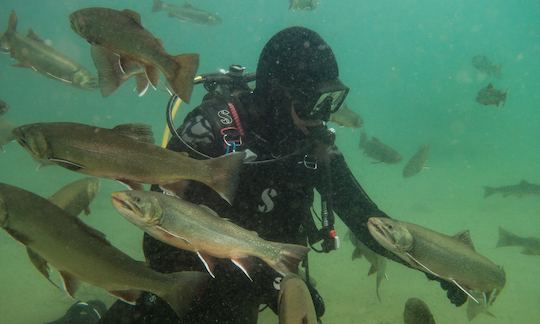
[329,103,363,128]
[0,11,97,90]
[111,190,310,278]
[70,7,199,102]
[497,227,540,256]
[152,0,222,26]
[483,180,540,198]
[278,273,318,324]
[348,230,387,301]
[403,297,436,324]
[367,217,505,320]
[475,83,507,107]
[402,144,430,178]
[359,132,402,164]
[0,182,208,317]
[12,122,245,204]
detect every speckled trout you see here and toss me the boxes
[0,11,97,89]
[0,183,208,317]
[111,190,310,278]
[12,122,245,204]
[368,217,505,319]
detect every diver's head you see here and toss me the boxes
[254,27,348,137]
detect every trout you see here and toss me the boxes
[402,144,430,178]
[152,0,222,26]
[12,122,244,204]
[111,190,310,278]
[368,217,505,320]
[403,297,436,324]
[0,11,97,89]
[359,132,402,164]
[0,183,208,317]
[70,7,198,102]
[48,177,100,217]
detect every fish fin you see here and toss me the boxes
[48,158,84,171]
[108,290,141,305]
[112,123,154,143]
[145,65,160,87]
[452,230,476,251]
[59,270,81,298]
[152,0,163,12]
[116,179,144,191]
[521,247,535,255]
[183,2,193,8]
[198,204,220,217]
[160,271,209,318]
[483,186,496,198]
[135,73,150,96]
[487,83,493,89]
[90,45,123,97]
[27,29,45,43]
[367,264,377,276]
[26,248,59,289]
[197,251,216,278]
[270,242,310,275]
[203,151,246,205]
[351,248,363,260]
[159,181,189,199]
[122,9,142,25]
[231,258,253,281]
[84,206,91,215]
[451,279,479,304]
[165,53,199,103]
[405,252,439,277]
[6,11,17,35]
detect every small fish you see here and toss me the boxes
[70,7,199,102]
[475,83,507,107]
[0,118,15,150]
[471,55,501,78]
[111,190,310,278]
[12,122,245,204]
[0,183,208,317]
[368,217,505,320]
[496,227,540,256]
[359,132,402,164]
[484,180,540,198]
[329,103,363,128]
[278,274,318,324]
[48,177,100,217]
[402,144,430,178]
[0,11,97,90]
[348,230,387,301]
[152,0,222,26]
[403,297,436,324]
[0,99,8,116]
[289,0,319,11]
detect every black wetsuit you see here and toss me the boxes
[99,93,391,324]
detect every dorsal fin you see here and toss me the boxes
[122,9,142,25]
[27,29,45,43]
[199,204,219,217]
[453,230,476,250]
[112,123,154,143]
[183,2,193,8]
[487,83,493,89]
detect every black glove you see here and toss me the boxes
[425,273,467,306]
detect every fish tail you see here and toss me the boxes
[203,151,246,205]
[483,186,496,198]
[152,0,164,12]
[1,11,16,49]
[268,242,310,275]
[160,271,209,318]
[164,53,199,103]
[496,227,519,247]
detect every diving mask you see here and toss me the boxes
[292,79,349,121]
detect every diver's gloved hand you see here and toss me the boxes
[425,272,467,306]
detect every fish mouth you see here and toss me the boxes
[367,217,394,245]
[111,192,140,215]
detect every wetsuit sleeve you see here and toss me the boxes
[166,106,223,158]
[327,148,397,260]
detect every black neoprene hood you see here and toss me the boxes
[255,26,339,95]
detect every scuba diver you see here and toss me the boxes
[49,26,466,324]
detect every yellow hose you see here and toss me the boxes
[161,97,182,148]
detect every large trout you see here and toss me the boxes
[111,190,310,278]
[12,122,244,204]
[368,217,505,320]
[0,183,208,317]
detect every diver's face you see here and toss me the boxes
[290,103,324,136]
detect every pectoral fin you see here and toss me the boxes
[59,270,81,298]
[26,248,59,288]
[108,289,142,305]
[231,258,253,281]
[197,251,217,278]
[48,158,84,171]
